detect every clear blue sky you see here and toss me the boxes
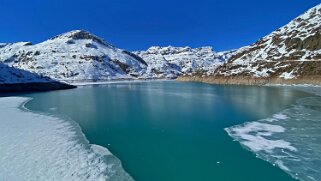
[1,0,320,51]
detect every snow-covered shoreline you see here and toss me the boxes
[0,97,133,181]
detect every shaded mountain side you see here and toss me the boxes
[0,82,75,93]
[0,63,75,93]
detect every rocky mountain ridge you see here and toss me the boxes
[0,30,148,82]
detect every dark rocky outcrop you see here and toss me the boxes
[51,30,113,48]
[0,82,76,93]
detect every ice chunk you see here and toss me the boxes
[225,96,321,181]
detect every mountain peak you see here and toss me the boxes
[50,30,113,47]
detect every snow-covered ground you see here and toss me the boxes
[0,97,133,181]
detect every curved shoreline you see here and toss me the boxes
[0,96,133,180]
[3,83,320,181]
[21,97,134,181]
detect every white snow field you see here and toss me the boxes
[226,96,321,181]
[0,97,133,181]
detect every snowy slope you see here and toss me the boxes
[0,63,53,84]
[0,30,148,82]
[0,43,45,84]
[134,46,234,78]
[0,62,75,92]
[214,4,321,80]
[0,42,32,62]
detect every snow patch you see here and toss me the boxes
[273,113,289,120]
[280,71,296,80]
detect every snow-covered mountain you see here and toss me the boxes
[134,46,235,78]
[0,31,235,81]
[212,3,321,82]
[0,30,148,82]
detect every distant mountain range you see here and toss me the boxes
[1,3,321,89]
[134,46,235,78]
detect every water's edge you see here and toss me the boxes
[20,97,134,180]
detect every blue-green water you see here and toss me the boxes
[24,81,314,181]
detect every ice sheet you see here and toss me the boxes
[0,97,133,181]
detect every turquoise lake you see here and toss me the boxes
[23,81,315,181]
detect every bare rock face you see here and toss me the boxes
[209,3,321,84]
[51,30,113,47]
